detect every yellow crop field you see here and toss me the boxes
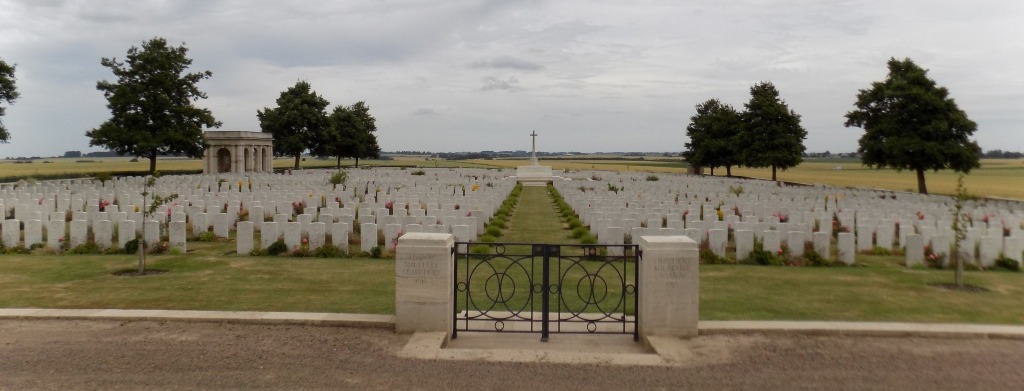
[468,157,1024,200]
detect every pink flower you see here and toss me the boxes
[302,238,308,245]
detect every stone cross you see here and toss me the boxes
[530,131,538,165]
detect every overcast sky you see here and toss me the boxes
[1,0,1022,158]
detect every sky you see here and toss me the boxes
[0,0,1022,158]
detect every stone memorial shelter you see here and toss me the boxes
[202,131,274,174]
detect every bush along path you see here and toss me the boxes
[474,183,591,244]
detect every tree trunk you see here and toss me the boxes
[355,156,360,168]
[771,165,777,181]
[293,154,300,169]
[916,168,928,194]
[137,231,145,274]
[148,151,157,174]
[726,165,732,177]
[336,155,341,169]
[709,167,714,176]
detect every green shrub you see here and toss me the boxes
[193,231,217,242]
[870,246,892,256]
[68,242,100,254]
[266,239,288,256]
[313,244,342,258]
[568,218,582,229]
[478,235,497,243]
[748,246,783,266]
[370,246,382,258]
[995,256,1021,272]
[410,170,426,176]
[645,174,659,181]
[485,225,502,237]
[123,239,139,254]
[699,242,732,264]
[570,226,588,239]
[802,248,833,267]
[329,171,348,185]
[579,233,597,244]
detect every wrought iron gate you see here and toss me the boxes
[452,242,639,341]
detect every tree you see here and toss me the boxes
[0,58,19,143]
[845,58,981,194]
[258,81,329,169]
[313,101,380,168]
[87,38,220,174]
[683,99,742,176]
[738,82,807,181]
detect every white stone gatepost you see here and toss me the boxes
[395,232,455,335]
[638,235,699,339]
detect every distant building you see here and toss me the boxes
[202,131,274,174]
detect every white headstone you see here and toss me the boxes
[236,221,253,254]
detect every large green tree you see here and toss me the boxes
[87,38,220,173]
[739,82,807,181]
[258,81,329,169]
[683,99,742,176]
[312,101,380,168]
[844,58,980,194]
[0,58,20,143]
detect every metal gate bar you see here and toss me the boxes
[453,242,639,342]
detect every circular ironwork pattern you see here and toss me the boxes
[587,322,597,333]
[624,284,636,295]
[456,282,468,292]
[494,320,505,331]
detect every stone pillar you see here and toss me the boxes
[638,235,699,339]
[395,232,455,334]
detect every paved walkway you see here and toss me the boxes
[4,308,1022,340]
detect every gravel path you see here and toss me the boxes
[2,319,1023,390]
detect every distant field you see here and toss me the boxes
[0,156,491,180]
[469,157,1024,200]
[1,155,1021,200]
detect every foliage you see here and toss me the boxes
[258,81,330,169]
[728,185,744,197]
[312,101,381,168]
[485,225,502,237]
[994,257,1020,272]
[265,239,288,256]
[328,171,347,187]
[738,82,807,181]
[370,246,382,258]
[699,241,732,264]
[645,174,659,181]
[193,231,217,242]
[951,174,970,286]
[68,242,101,255]
[683,99,742,176]
[410,169,426,176]
[844,58,981,194]
[87,38,221,173]
[123,239,139,254]
[0,58,18,143]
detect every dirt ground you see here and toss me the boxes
[2,319,1023,390]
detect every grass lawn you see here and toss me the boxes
[3,249,1021,324]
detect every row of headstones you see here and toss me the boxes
[555,174,1024,267]
[234,221,482,255]
[0,167,516,215]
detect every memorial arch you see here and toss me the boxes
[203,131,274,174]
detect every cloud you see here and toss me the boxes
[470,55,544,71]
[412,107,440,116]
[481,76,520,91]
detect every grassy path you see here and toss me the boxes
[498,185,574,244]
